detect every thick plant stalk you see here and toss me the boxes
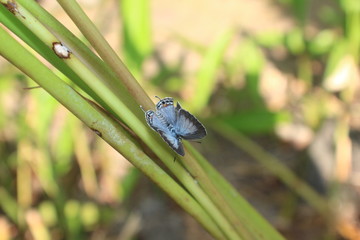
[5,2,242,238]
[0,27,226,240]
[0,1,287,239]
[210,121,330,215]
[50,2,253,237]
[56,0,154,110]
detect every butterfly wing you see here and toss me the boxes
[144,110,184,156]
[157,130,184,156]
[156,97,177,125]
[175,103,207,140]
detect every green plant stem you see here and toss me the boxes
[120,0,152,75]
[210,121,330,216]
[182,150,254,239]
[15,0,140,117]
[190,29,233,113]
[1,2,286,238]
[0,3,101,104]
[6,3,243,238]
[0,26,226,240]
[187,143,285,240]
[56,0,155,110]
[0,188,19,224]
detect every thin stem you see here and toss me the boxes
[0,27,226,239]
[56,0,154,110]
[7,2,242,238]
[210,121,330,216]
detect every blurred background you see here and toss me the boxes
[1,0,360,239]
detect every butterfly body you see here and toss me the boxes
[143,97,206,156]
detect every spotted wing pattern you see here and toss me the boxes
[156,97,177,125]
[144,110,184,156]
[142,97,206,156]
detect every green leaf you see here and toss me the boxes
[120,0,152,75]
[191,29,233,112]
[285,27,305,55]
[308,30,337,56]
[213,110,291,134]
[238,39,265,76]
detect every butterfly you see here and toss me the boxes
[141,96,207,156]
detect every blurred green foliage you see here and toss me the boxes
[120,0,152,78]
[0,0,359,239]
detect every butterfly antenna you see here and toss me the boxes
[173,156,177,162]
[140,105,146,113]
[155,96,162,101]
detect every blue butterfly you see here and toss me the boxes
[141,96,207,156]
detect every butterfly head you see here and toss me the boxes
[155,97,174,110]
